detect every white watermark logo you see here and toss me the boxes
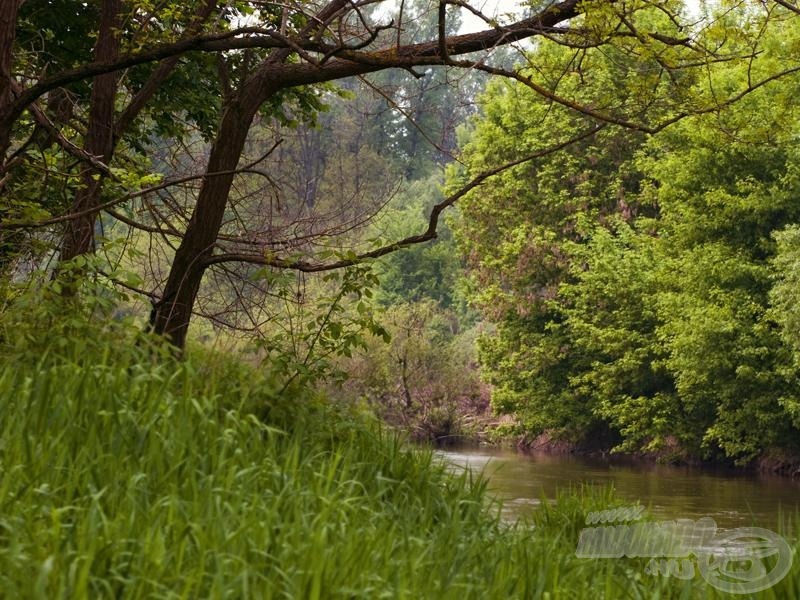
[576,507,793,594]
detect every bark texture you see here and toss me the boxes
[60,0,123,261]
[0,0,22,159]
[150,91,267,348]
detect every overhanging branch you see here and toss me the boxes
[202,124,605,273]
[2,0,584,134]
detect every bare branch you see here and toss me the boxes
[202,124,606,272]
[3,140,283,229]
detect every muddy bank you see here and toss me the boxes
[757,450,800,478]
[504,431,800,479]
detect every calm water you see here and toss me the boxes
[438,446,800,530]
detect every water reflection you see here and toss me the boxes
[438,446,800,530]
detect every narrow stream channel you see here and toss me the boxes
[438,446,800,531]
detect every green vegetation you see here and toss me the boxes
[0,297,496,597]
[4,1,800,597]
[4,1,800,461]
[452,11,800,465]
[2,297,799,598]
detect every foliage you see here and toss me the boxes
[452,10,800,463]
[332,299,489,443]
[771,226,800,371]
[334,172,486,442]
[450,30,659,445]
[250,262,390,394]
[374,175,468,312]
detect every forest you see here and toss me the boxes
[2,0,800,597]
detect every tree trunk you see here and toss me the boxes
[60,0,122,261]
[61,0,217,262]
[0,0,22,160]
[150,96,262,348]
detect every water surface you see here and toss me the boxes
[438,446,800,530]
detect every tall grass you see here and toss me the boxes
[0,311,797,597]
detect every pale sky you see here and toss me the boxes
[458,0,526,33]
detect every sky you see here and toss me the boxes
[458,0,527,33]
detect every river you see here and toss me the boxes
[438,446,800,531]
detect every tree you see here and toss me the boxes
[3,1,799,349]
[452,7,800,462]
[1,0,225,271]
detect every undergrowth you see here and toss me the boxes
[0,288,797,598]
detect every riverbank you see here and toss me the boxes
[0,328,661,597]
[1,319,799,597]
[758,450,800,479]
